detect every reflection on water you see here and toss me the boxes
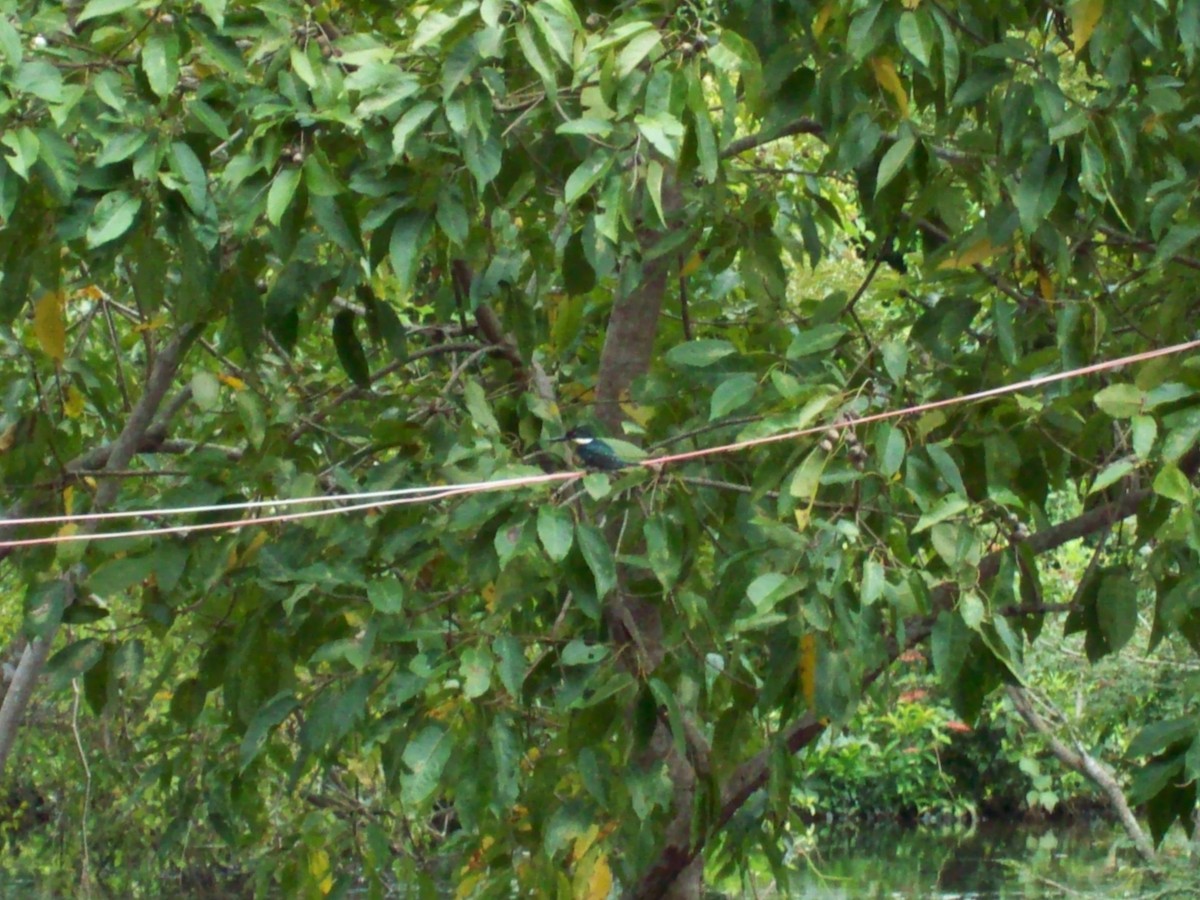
[783,820,1154,898]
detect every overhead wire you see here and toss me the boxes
[1,338,1198,550]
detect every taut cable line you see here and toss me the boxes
[1,338,1197,550]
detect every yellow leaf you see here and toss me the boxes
[64,385,85,418]
[309,848,333,895]
[570,825,601,863]
[937,238,1002,269]
[813,3,834,37]
[33,291,66,363]
[1070,0,1104,53]
[1037,271,1054,300]
[218,373,246,391]
[63,485,75,515]
[870,57,909,118]
[133,314,167,333]
[902,0,922,8]
[482,582,497,612]
[680,252,704,277]
[456,873,484,899]
[575,851,613,900]
[799,633,817,711]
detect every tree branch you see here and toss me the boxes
[0,324,202,778]
[628,480,1161,897]
[1005,685,1156,864]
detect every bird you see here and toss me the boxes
[550,426,633,471]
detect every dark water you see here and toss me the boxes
[758,821,1178,898]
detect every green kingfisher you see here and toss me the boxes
[551,427,632,471]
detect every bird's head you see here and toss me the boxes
[551,426,596,445]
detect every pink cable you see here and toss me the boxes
[645,338,1200,466]
[2,338,1196,549]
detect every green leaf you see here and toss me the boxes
[1094,384,1145,418]
[143,31,180,99]
[170,678,207,726]
[665,339,736,368]
[94,130,149,168]
[392,101,439,157]
[1132,415,1157,459]
[913,496,970,532]
[169,141,208,214]
[14,61,62,101]
[788,447,825,502]
[493,636,525,696]
[401,725,452,805]
[577,523,615,598]
[78,0,138,23]
[556,118,613,137]
[635,112,685,160]
[616,28,662,77]
[746,573,803,613]
[875,132,915,195]
[562,640,608,666]
[861,559,884,606]
[710,374,757,420]
[388,212,432,294]
[191,371,219,411]
[897,11,933,67]
[1097,574,1137,654]
[463,379,499,433]
[881,339,908,383]
[562,229,596,295]
[564,152,613,206]
[460,645,493,699]
[649,677,687,759]
[879,425,906,477]
[529,2,574,63]
[46,638,106,691]
[412,3,478,50]
[516,21,557,91]
[1153,223,1200,268]
[367,581,405,614]
[786,325,846,359]
[1153,465,1192,504]
[537,505,574,562]
[239,692,299,771]
[85,190,141,248]
[435,184,468,245]
[644,516,682,587]
[266,167,301,226]
[465,130,501,191]
[1014,147,1064,235]
[87,554,156,596]
[1088,458,1135,495]
[1126,717,1197,759]
[332,310,371,388]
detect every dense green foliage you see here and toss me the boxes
[3,0,1200,895]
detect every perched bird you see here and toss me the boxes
[551,426,632,471]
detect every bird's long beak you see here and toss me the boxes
[548,435,570,443]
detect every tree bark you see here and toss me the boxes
[627,479,1167,897]
[0,325,201,778]
[1005,685,1156,864]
